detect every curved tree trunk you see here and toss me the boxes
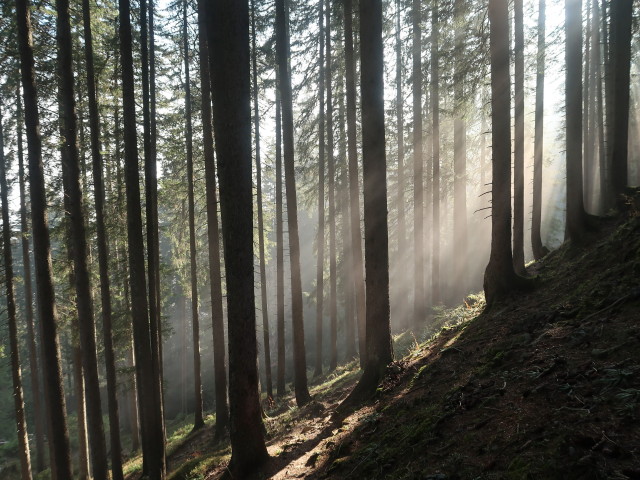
[15,0,73,476]
[196,0,230,436]
[275,0,311,406]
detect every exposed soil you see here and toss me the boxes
[163,198,640,480]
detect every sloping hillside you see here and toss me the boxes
[147,200,640,480]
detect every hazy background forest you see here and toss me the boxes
[0,0,639,477]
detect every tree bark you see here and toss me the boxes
[532,0,547,260]
[196,0,230,436]
[207,0,269,475]
[16,85,46,474]
[513,0,525,274]
[315,0,326,378]
[343,0,366,366]
[341,0,393,406]
[412,0,424,329]
[565,0,587,242]
[15,0,73,476]
[484,0,526,308]
[119,0,166,474]
[81,0,124,475]
[395,0,406,306]
[182,0,205,430]
[251,0,274,401]
[275,0,311,406]
[275,81,286,397]
[609,0,633,202]
[431,5,441,305]
[326,0,338,372]
[0,105,33,480]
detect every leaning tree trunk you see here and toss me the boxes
[196,0,230,436]
[531,0,547,260]
[119,0,166,475]
[275,0,311,406]
[182,0,205,430]
[0,105,33,480]
[81,0,124,475]
[251,0,273,400]
[315,0,326,378]
[207,0,269,475]
[16,86,46,474]
[343,0,367,366]
[15,0,73,476]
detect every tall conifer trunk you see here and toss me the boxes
[431,5,441,305]
[82,0,124,475]
[15,0,73,475]
[196,0,230,436]
[513,0,525,273]
[275,82,287,396]
[16,87,46,474]
[275,0,311,406]
[0,105,33,480]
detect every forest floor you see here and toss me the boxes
[126,193,640,480]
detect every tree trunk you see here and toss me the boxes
[0,105,33,480]
[207,1,269,474]
[484,0,525,308]
[412,0,424,329]
[609,0,633,202]
[532,0,547,260]
[196,0,230,436]
[513,0,525,274]
[119,0,166,475]
[72,343,90,480]
[251,0,274,401]
[326,0,338,372]
[275,82,286,397]
[343,0,366,366]
[15,0,73,476]
[431,5,441,305]
[275,0,311,406]
[338,59,356,361]
[315,0,326,378]
[565,0,587,242]
[16,85,46,474]
[182,0,205,430]
[342,0,393,406]
[81,0,124,475]
[395,0,406,305]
